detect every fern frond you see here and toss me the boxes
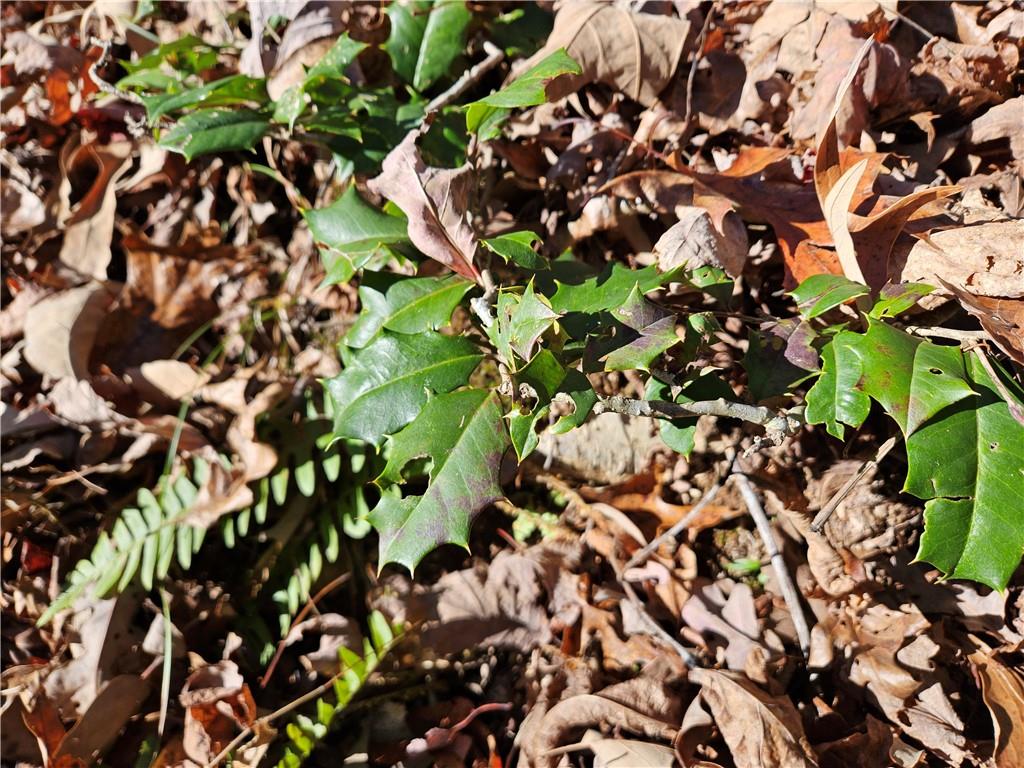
[275,611,400,768]
[37,460,210,625]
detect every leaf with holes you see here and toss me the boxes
[909,355,1024,590]
[370,389,510,571]
[325,331,482,446]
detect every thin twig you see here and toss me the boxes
[425,41,504,113]
[88,37,145,106]
[905,326,989,342]
[733,473,811,659]
[259,572,352,688]
[810,436,898,533]
[594,395,800,445]
[678,3,717,150]
[624,454,735,570]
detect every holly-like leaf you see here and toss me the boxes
[804,333,871,440]
[385,0,471,92]
[370,389,510,571]
[304,186,410,286]
[868,282,935,319]
[743,319,819,402]
[506,349,596,460]
[488,282,561,367]
[789,274,869,319]
[466,48,582,140]
[158,109,270,161]
[345,274,473,349]
[806,322,977,438]
[325,331,482,446]
[909,355,1024,590]
[145,74,267,122]
[603,286,680,372]
[482,231,548,270]
[546,263,679,315]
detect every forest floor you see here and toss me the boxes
[2,2,1023,768]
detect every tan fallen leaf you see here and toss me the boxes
[690,668,817,768]
[654,205,748,277]
[521,4,692,107]
[133,360,211,403]
[368,129,479,281]
[57,141,133,280]
[969,645,1024,768]
[24,283,113,379]
[52,675,150,766]
[584,732,677,768]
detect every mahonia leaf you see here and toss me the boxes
[868,282,935,319]
[806,322,976,438]
[465,48,581,140]
[304,186,409,286]
[789,274,869,319]
[482,231,548,270]
[324,331,482,446]
[743,319,819,402]
[546,262,679,315]
[909,355,1024,590]
[370,389,510,571]
[804,333,871,440]
[603,285,680,372]
[488,282,561,367]
[345,274,473,349]
[386,0,471,92]
[506,349,596,460]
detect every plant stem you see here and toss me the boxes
[734,473,811,659]
[594,395,799,444]
[425,41,505,113]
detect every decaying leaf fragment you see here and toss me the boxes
[368,129,480,281]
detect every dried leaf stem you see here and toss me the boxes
[810,436,899,533]
[734,473,812,659]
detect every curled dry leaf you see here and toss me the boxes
[57,142,133,281]
[522,3,692,107]
[23,284,113,380]
[654,205,748,277]
[969,647,1024,768]
[690,668,817,768]
[522,678,683,768]
[368,129,479,281]
[180,659,256,765]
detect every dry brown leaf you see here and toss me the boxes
[680,583,769,672]
[1,177,46,236]
[967,96,1024,162]
[57,142,133,280]
[969,648,1024,768]
[368,130,479,281]
[654,205,748,277]
[132,360,211,403]
[792,16,906,144]
[910,38,1017,116]
[524,678,683,768]
[181,659,257,765]
[52,675,150,766]
[522,4,692,107]
[691,668,817,768]
[897,219,1024,298]
[585,733,677,768]
[24,284,113,380]
[941,279,1024,363]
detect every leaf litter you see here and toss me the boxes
[2,2,1024,767]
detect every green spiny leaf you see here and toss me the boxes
[346,274,473,349]
[370,389,510,571]
[789,274,869,319]
[325,331,483,446]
